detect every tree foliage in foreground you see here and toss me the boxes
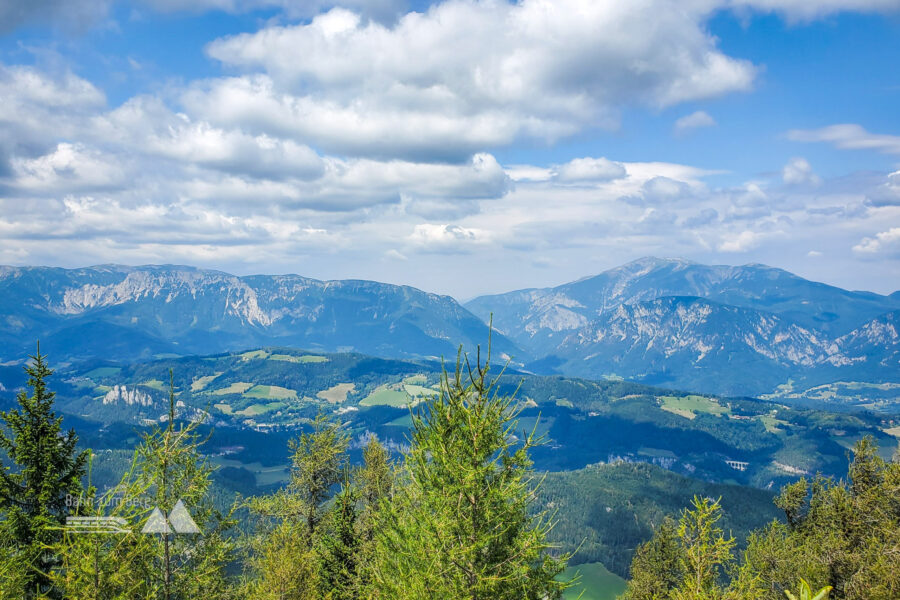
[621,436,900,600]
[365,345,571,599]
[52,373,236,599]
[0,345,87,599]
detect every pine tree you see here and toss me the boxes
[351,437,393,597]
[672,496,735,600]
[0,343,88,599]
[620,518,682,600]
[132,371,236,599]
[357,437,392,538]
[367,342,570,599]
[318,483,360,600]
[731,437,900,600]
[620,496,735,600]
[243,413,350,599]
[50,453,156,599]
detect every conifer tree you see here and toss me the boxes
[620,518,682,600]
[367,341,570,599]
[620,496,735,600]
[318,483,360,600]
[357,437,392,538]
[731,437,900,600]
[140,372,235,599]
[243,413,350,599]
[0,344,87,599]
[50,454,155,599]
[672,496,735,600]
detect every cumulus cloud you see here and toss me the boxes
[9,143,129,194]
[853,227,900,254]
[200,1,757,160]
[554,157,627,183]
[782,157,821,186]
[788,123,900,154]
[408,223,489,253]
[866,171,900,207]
[674,110,716,135]
[0,64,106,153]
[719,230,767,252]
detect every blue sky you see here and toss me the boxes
[0,0,898,298]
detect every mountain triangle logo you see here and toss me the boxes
[141,499,201,535]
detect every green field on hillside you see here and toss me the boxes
[245,385,298,400]
[139,379,167,392]
[270,353,328,364]
[84,366,122,379]
[211,382,254,395]
[561,562,626,600]
[660,395,729,419]
[317,383,355,404]
[403,384,438,399]
[361,384,410,407]
[191,373,221,392]
[236,402,286,416]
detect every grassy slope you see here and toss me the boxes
[562,562,627,600]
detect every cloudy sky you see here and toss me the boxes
[1,0,899,298]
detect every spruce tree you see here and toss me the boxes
[0,343,87,599]
[133,372,236,600]
[243,413,349,599]
[318,483,360,600]
[367,342,570,599]
[620,518,682,600]
[620,496,734,600]
[50,454,156,599]
[731,437,900,600]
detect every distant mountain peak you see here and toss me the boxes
[0,264,520,365]
[465,258,900,396]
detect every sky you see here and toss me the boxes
[0,0,899,299]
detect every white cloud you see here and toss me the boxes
[408,223,489,253]
[782,157,821,186]
[719,230,766,252]
[384,249,408,261]
[0,64,106,156]
[853,227,900,254]
[10,143,128,194]
[867,171,900,207]
[199,1,757,159]
[554,157,627,183]
[674,110,716,134]
[730,0,900,22]
[788,123,900,155]
[141,0,408,23]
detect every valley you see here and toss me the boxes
[0,258,897,598]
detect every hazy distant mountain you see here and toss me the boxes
[2,259,897,398]
[0,265,517,364]
[466,258,900,395]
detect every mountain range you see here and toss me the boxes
[0,264,517,364]
[466,258,900,396]
[1,258,898,400]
